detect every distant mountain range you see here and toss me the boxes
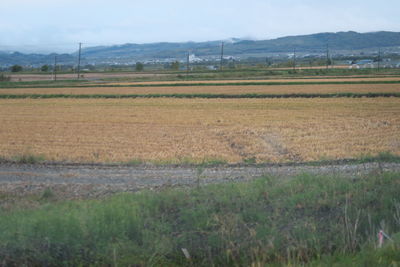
[0,52,75,67]
[1,31,400,67]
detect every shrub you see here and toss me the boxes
[11,65,23,72]
[135,62,144,72]
[0,73,10,82]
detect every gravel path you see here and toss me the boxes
[1,162,399,199]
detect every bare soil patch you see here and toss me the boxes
[1,162,399,200]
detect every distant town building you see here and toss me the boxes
[188,54,202,63]
[349,59,374,69]
[206,65,218,70]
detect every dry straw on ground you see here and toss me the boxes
[0,98,399,163]
[104,76,400,85]
[1,83,400,95]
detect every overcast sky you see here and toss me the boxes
[1,0,399,53]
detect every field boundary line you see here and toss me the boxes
[1,154,399,168]
[0,92,399,99]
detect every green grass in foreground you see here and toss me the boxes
[0,172,399,266]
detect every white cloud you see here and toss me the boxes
[0,0,399,52]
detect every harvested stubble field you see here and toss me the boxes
[1,83,400,95]
[0,98,399,163]
[104,76,400,85]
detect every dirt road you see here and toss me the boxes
[1,162,399,199]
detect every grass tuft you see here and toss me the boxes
[12,153,46,164]
[126,158,145,166]
[243,157,257,164]
[41,188,55,200]
[358,151,400,163]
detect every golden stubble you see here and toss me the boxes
[0,98,399,163]
[2,83,400,95]
[103,76,400,85]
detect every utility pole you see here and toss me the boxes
[77,42,82,80]
[378,47,381,71]
[326,44,329,69]
[293,47,296,72]
[186,51,190,77]
[220,42,224,71]
[53,55,57,81]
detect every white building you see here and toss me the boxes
[188,54,203,63]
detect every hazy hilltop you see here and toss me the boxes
[1,31,400,66]
[239,31,400,52]
[0,52,75,66]
[82,31,400,59]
